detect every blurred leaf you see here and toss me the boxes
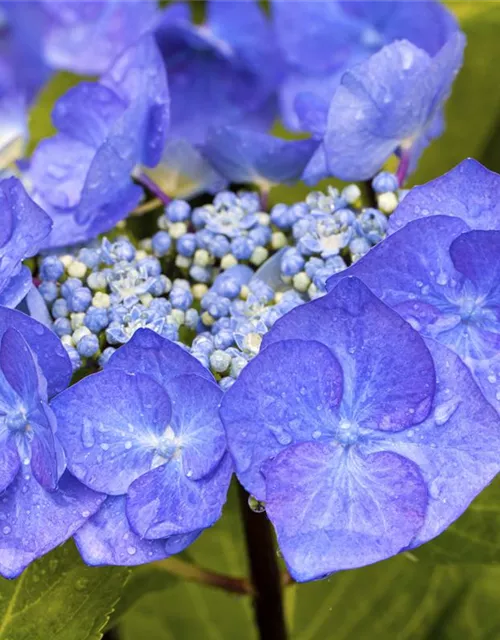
[288,555,500,640]
[106,565,178,630]
[119,483,257,640]
[412,3,500,185]
[413,477,500,564]
[0,541,129,640]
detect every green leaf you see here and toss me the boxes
[0,541,129,640]
[288,555,500,640]
[119,483,257,640]
[411,2,500,185]
[413,477,500,564]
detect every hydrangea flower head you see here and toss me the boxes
[29,35,169,248]
[327,216,500,414]
[52,329,232,565]
[303,34,465,183]
[0,309,104,577]
[155,0,283,144]
[0,178,52,307]
[273,0,458,130]
[220,277,500,581]
[389,158,500,232]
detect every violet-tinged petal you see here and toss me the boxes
[0,471,105,578]
[0,327,41,400]
[369,339,500,547]
[323,35,465,181]
[202,127,318,188]
[126,453,232,540]
[0,435,19,494]
[164,374,225,480]
[75,496,177,566]
[264,277,435,433]
[43,0,160,75]
[0,178,52,305]
[0,266,32,309]
[389,159,500,233]
[0,307,71,398]
[51,370,172,495]
[326,216,470,307]
[220,339,343,500]
[22,286,53,328]
[107,328,214,386]
[450,231,500,303]
[265,441,427,581]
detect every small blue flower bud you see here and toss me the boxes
[40,256,64,281]
[60,278,82,299]
[52,298,69,318]
[207,235,230,258]
[372,171,398,194]
[64,345,81,372]
[177,233,197,257]
[77,334,100,358]
[68,287,92,312]
[99,346,116,367]
[151,231,172,256]
[231,237,255,260]
[78,247,101,269]
[38,281,58,303]
[138,257,162,277]
[185,308,199,330]
[214,329,234,350]
[53,317,72,337]
[192,334,214,355]
[219,376,235,391]
[281,249,305,277]
[84,306,109,333]
[170,286,193,310]
[189,265,212,283]
[249,225,271,247]
[167,199,191,222]
[149,298,172,316]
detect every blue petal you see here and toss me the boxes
[450,231,500,302]
[323,36,465,181]
[21,285,53,327]
[264,277,435,432]
[0,178,52,301]
[389,159,500,233]
[163,374,225,480]
[220,339,343,500]
[29,404,59,492]
[0,471,104,578]
[156,1,279,144]
[107,329,214,386]
[0,91,27,170]
[102,36,170,168]
[43,0,159,75]
[51,370,172,495]
[126,453,232,540]
[265,441,427,581]
[369,339,500,547]
[0,266,32,309]
[202,127,318,187]
[327,216,469,308]
[0,327,41,401]
[0,307,71,398]
[74,496,196,566]
[0,435,20,494]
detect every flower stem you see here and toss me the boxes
[154,556,253,595]
[237,483,288,640]
[135,171,171,205]
[396,150,411,187]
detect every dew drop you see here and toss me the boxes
[248,496,265,513]
[434,397,461,426]
[82,418,95,449]
[127,546,137,556]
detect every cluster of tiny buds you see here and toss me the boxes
[37,173,401,384]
